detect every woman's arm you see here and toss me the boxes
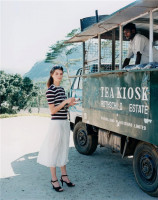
[49,97,75,115]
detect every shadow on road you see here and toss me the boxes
[1,147,152,200]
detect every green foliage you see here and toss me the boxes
[45,28,80,64]
[34,81,48,109]
[66,28,79,38]
[0,71,39,114]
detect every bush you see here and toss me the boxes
[0,71,38,114]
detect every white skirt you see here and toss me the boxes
[37,120,70,167]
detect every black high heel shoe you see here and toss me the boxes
[60,175,75,187]
[51,179,64,192]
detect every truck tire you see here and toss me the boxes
[73,122,98,155]
[133,142,158,197]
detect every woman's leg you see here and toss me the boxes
[60,165,75,185]
[50,167,63,190]
[60,165,67,175]
[50,167,58,180]
[60,165,70,182]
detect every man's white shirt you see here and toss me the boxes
[127,33,158,64]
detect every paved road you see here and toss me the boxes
[0,116,154,200]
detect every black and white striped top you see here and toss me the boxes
[46,84,67,120]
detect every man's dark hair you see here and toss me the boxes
[123,23,136,31]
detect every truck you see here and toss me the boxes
[66,0,158,197]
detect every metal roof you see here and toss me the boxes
[66,0,158,43]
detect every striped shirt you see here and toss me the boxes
[46,84,67,120]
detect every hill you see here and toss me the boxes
[24,60,53,82]
[24,45,82,82]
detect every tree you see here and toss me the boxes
[45,28,80,64]
[45,28,82,90]
[0,71,38,114]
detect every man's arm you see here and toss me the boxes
[123,58,130,68]
[135,51,142,65]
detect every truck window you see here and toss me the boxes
[79,77,82,89]
[72,69,82,90]
[73,77,80,89]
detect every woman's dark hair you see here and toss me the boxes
[47,66,63,88]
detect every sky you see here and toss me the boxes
[1,0,134,75]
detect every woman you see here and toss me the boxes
[37,66,76,192]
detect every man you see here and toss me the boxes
[122,23,158,68]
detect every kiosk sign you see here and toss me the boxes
[82,70,157,145]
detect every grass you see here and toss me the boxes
[0,113,50,118]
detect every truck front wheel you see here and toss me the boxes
[133,142,158,197]
[73,122,98,155]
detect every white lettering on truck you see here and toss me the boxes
[101,86,148,101]
[100,86,149,114]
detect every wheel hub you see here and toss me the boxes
[140,155,155,181]
[77,130,87,146]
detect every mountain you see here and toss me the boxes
[24,60,53,82]
[24,45,82,82]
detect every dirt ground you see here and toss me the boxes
[0,116,154,200]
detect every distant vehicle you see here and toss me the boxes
[67,0,158,197]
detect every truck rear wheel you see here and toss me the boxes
[133,142,158,197]
[73,122,98,155]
